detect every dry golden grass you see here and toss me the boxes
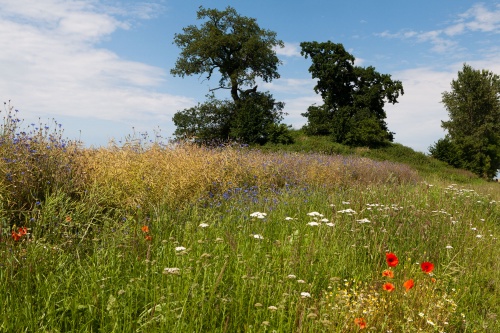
[75,143,419,209]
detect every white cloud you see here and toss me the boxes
[377,3,500,54]
[0,0,194,141]
[459,3,500,32]
[276,42,301,57]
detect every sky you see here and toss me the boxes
[1,0,500,152]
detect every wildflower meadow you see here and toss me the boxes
[1,103,499,332]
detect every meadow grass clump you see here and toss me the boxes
[0,102,83,229]
[76,142,419,210]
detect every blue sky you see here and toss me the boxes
[1,0,500,152]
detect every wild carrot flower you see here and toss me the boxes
[383,282,395,292]
[141,225,149,233]
[403,279,414,291]
[421,262,434,274]
[386,252,399,267]
[300,292,311,298]
[354,317,367,329]
[382,269,394,278]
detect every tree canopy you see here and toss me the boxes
[170,6,289,144]
[430,64,500,179]
[300,41,404,147]
[171,6,283,103]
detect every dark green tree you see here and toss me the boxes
[171,6,289,144]
[300,41,404,147]
[430,64,500,178]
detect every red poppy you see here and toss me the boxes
[421,262,434,274]
[403,279,414,291]
[18,227,27,236]
[145,235,153,241]
[141,225,149,233]
[382,269,394,278]
[11,231,22,241]
[382,282,395,292]
[385,252,399,267]
[354,317,367,329]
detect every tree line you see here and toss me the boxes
[171,6,500,179]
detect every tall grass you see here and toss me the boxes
[0,106,499,332]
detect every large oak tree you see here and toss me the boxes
[300,41,404,147]
[171,6,288,144]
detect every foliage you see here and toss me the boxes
[428,136,462,168]
[171,6,287,144]
[300,41,403,147]
[431,64,500,179]
[173,92,288,145]
[172,95,233,141]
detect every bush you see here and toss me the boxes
[0,102,82,225]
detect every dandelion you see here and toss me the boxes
[175,246,186,252]
[382,269,394,278]
[300,292,311,298]
[307,222,319,226]
[141,225,149,233]
[403,279,414,291]
[354,317,367,329]
[421,262,434,274]
[382,283,395,292]
[386,253,399,267]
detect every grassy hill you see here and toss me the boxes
[260,130,481,183]
[1,117,499,332]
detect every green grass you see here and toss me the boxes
[1,110,499,332]
[261,130,480,183]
